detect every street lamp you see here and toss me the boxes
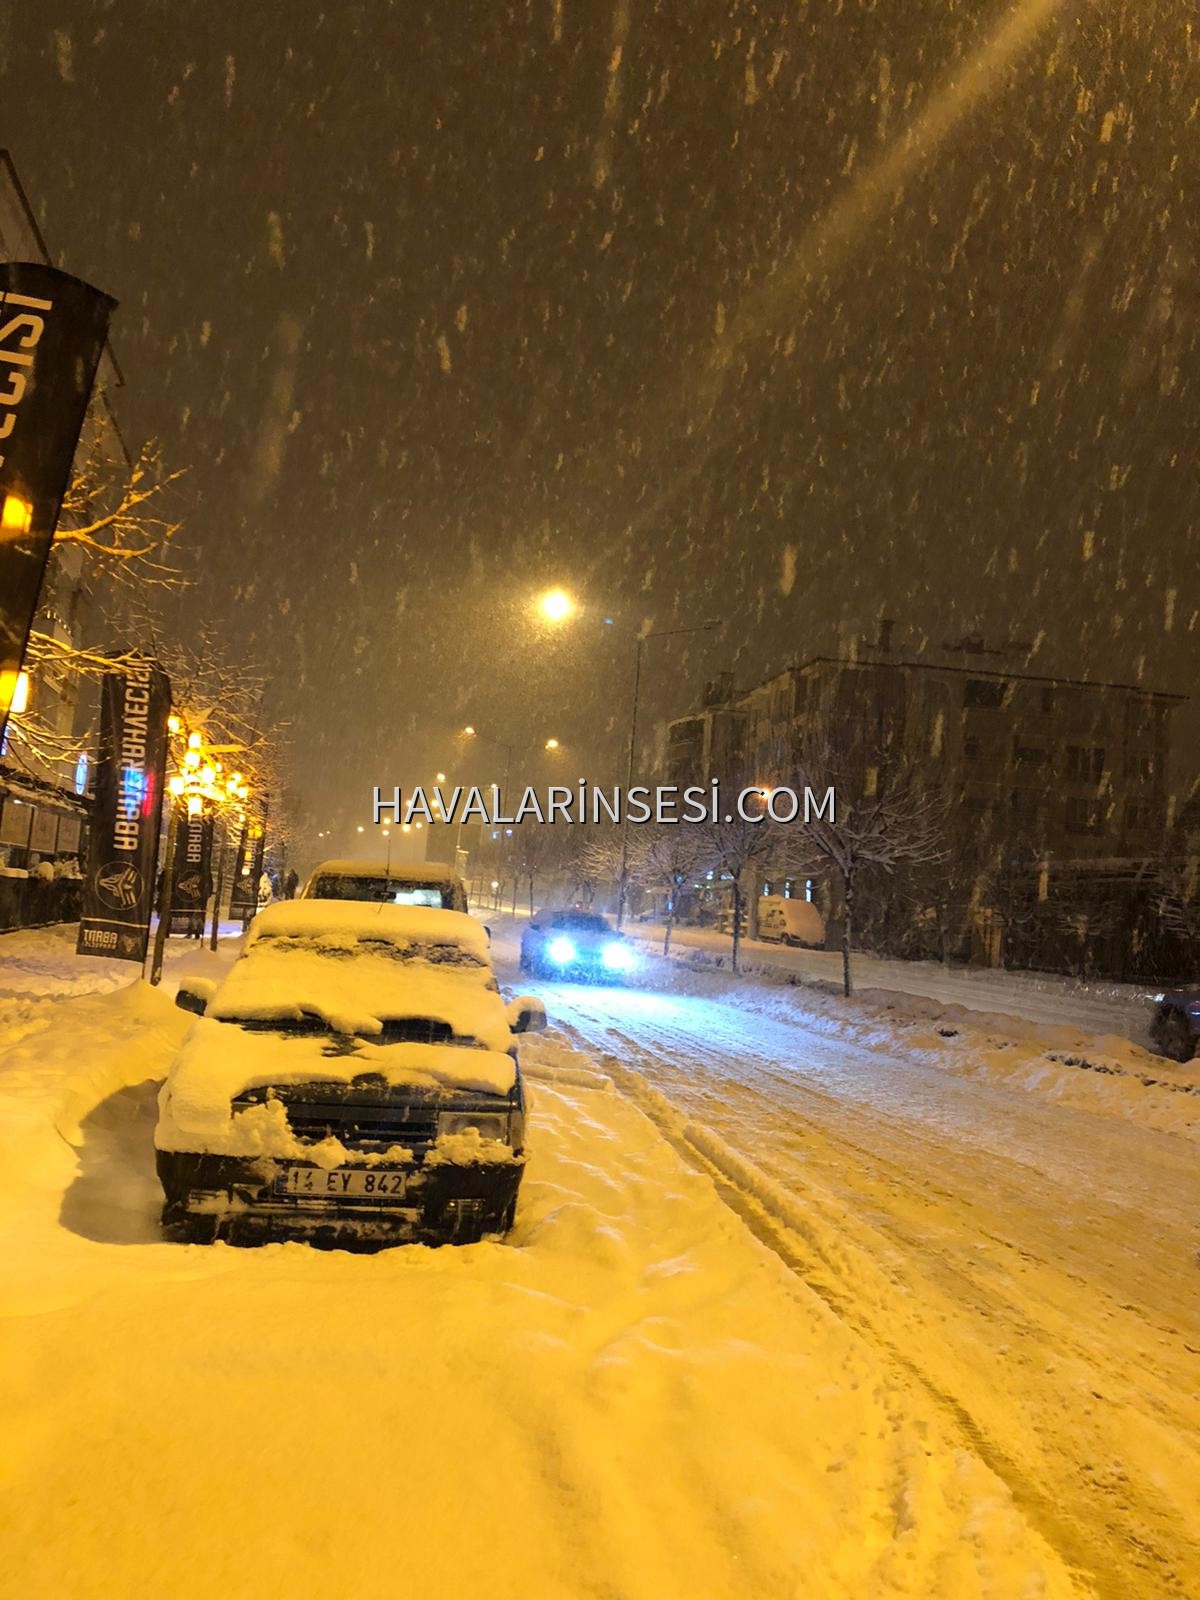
[537,588,574,623]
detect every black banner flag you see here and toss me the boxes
[170,810,213,927]
[77,660,171,962]
[229,810,266,923]
[0,263,117,746]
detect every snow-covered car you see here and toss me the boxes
[519,909,637,981]
[757,895,825,948]
[300,858,470,912]
[1149,986,1200,1063]
[157,900,545,1248]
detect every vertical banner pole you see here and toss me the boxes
[149,807,180,986]
[209,816,225,950]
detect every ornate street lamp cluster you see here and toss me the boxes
[165,715,251,818]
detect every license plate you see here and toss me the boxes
[274,1166,408,1199]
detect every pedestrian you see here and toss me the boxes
[284,867,299,900]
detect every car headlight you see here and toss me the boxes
[438,1112,509,1142]
[547,937,577,964]
[601,941,634,971]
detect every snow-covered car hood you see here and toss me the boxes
[157,1021,517,1151]
[208,942,512,1051]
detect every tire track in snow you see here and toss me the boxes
[549,1010,1200,1600]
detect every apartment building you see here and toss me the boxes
[664,632,1186,977]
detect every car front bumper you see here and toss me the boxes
[157,1149,524,1248]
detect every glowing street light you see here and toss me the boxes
[544,737,559,751]
[537,587,574,623]
[1,494,33,536]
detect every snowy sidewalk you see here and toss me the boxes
[624,920,1159,1040]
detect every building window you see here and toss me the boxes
[1065,796,1103,835]
[1066,746,1104,781]
[1040,687,1056,714]
[965,679,1006,708]
[1128,753,1155,781]
[1013,742,1046,766]
[963,735,981,760]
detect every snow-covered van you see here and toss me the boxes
[300,859,470,913]
[156,900,544,1247]
[757,895,826,948]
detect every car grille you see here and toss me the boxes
[232,1082,443,1152]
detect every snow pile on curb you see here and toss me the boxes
[629,947,1200,1142]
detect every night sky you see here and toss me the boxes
[5,1,1198,831]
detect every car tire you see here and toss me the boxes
[1156,1009,1197,1064]
[162,1208,221,1245]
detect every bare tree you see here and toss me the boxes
[55,436,186,585]
[792,745,945,997]
[1155,848,1200,950]
[631,825,711,956]
[508,823,558,917]
[9,436,187,774]
[574,830,627,913]
[695,804,794,973]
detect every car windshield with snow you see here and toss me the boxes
[156,901,544,1247]
[300,858,470,912]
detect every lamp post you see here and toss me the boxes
[532,591,722,925]
[148,719,251,983]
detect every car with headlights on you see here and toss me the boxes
[519,909,637,981]
[1149,985,1200,1063]
[157,900,544,1248]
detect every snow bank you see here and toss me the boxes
[618,940,1200,1142]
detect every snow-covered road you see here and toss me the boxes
[490,927,1200,1600]
[3,921,1198,1598]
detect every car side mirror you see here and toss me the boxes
[507,995,547,1034]
[174,976,217,1016]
